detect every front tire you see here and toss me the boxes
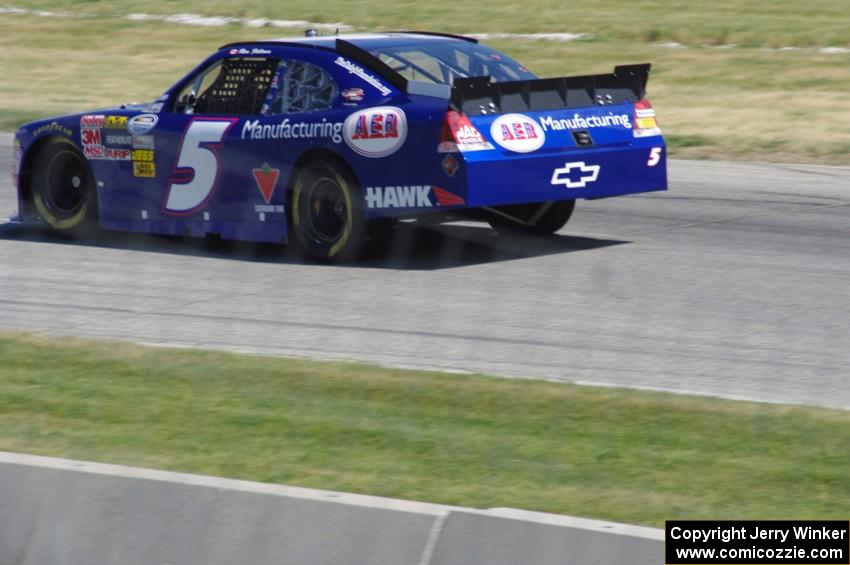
[291,160,366,262]
[31,138,98,236]
[487,200,575,236]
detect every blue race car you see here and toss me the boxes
[11,32,666,260]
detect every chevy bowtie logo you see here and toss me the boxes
[550,161,601,189]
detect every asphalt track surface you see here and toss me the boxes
[1,133,848,409]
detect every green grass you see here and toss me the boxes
[1,332,848,527]
[1,3,849,162]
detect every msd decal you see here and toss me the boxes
[252,162,280,204]
[364,185,465,209]
[550,161,600,189]
[490,113,545,153]
[343,106,407,158]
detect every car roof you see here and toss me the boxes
[220,31,477,52]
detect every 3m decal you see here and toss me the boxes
[164,118,237,214]
[647,147,663,167]
[490,114,545,153]
[81,128,102,146]
[127,114,159,135]
[133,161,156,178]
[364,185,465,209]
[550,161,600,189]
[334,57,392,96]
[252,162,280,204]
[343,106,407,158]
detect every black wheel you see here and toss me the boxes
[31,138,98,235]
[487,200,575,236]
[291,160,366,262]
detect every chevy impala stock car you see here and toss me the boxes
[10,32,667,261]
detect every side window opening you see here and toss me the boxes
[261,60,338,115]
[176,57,279,115]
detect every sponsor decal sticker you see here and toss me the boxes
[84,145,105,159]
[441,154,460,178]
[106,134,132,146]
[334,56,392,96]
[132,135,155,149]
[133,161,156,178]
[343,106,407,158]
[490,113,545,153]
[127,114,159,135]
[104,147,131,161]
[252,162,280,204]
[550,161,600,189]
[132,149,154,162]
[242,118,343,143]
[34,121,73,138]
[364,185,465,209]
[539,112,632,132]
[439,113,494,153]
[104,115,128,129]
[80,115,105,128]
[633,105,661,138]
[341,87,365,103]
[81,127,102,147]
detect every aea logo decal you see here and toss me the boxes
[489,113,545,153]
[343,106,407,158]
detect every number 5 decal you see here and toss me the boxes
[164,118,238,214]
[647,147,663,167]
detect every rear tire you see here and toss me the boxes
[487,200,575,236]
[291,160,366,262]
[31,138,98,236]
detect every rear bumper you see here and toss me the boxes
[464,142,667,207]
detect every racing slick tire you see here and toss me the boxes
[291,159,367,262]
[31,138,99,236]
[486,200,575,237]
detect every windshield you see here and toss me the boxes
[370,40,537,85]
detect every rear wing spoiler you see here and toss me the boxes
[450,64,651,115]
[335,39,650,113]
